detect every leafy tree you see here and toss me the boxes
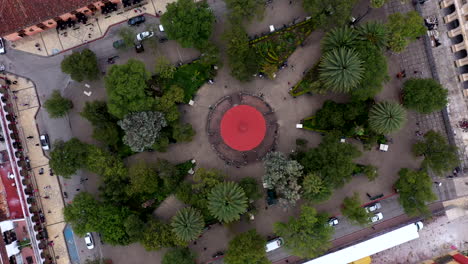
[199,42,221,67]
[61,49,99,82]
[64,192,101,236]
[193,168,226,191]
[303,0,359,28]
[50,138,89,178]
[322,27,357,52]
[92,123,121,150]
[172,122,195,142]
[225,0,265,22]
[155,85,185,123]
[127,161,160,196]
[263,152,303,207]
[80,101,117,125]
[368,101,406,134]
[225,230,269,264]
[402,78,448,113]
[274,206,333,258]
[386,11,426,52]
[124,214,145,242]
[105,59,155,119]
[413,130,458,175]
[118,27,135,48]
[162,247,196,264]
[363,165,378,181]
[141,219,185,250]
[357,22,388,49]
[118,111,168,152]
[97,204,131,245]
[370,0,386,8]
[223,24,260,82]
[44,90,73,118]
[301,173,332,203]
[153,135,170,152]
[155,159,182,195]
[171,207,205,242]
[239,177,262,202]
[161,0,215,48]
[341,193,370,225]
[299,133,361,188]
[319,48,364,93]
[395,168,437,216]
[208,182,248,223]
[155,56,176,79]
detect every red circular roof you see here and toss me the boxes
[220,105,266,151]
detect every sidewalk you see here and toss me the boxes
[0,72,71,264]
[9,0,183,56]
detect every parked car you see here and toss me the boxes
[266,189,278,205]
[328,217,339,227]
[158,24,165,32]
[84,233,94,249]
[40,134,50,150]
[0,38,5,54]
[134,42,144,53]
[136,31,154,41]
[128,15,145,26]
[265,237,283,252]
[370,212,383,223]
[365,202,382,213]
[112,39,126,49]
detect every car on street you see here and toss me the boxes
[84,233,94,249]
[0,38,5,54]
[136,31,154,41]
[40,134,50,150]
[370,212,383,223]
[328,217,339,226]
[159,24,165,32]
[265,237,283,252]
[365,202,382,213]
[134,42,144,53]
[127,15,145,26]
[112,39,126,49]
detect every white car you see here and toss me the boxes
[158,25,165,32]
[328,217,339,227]
[40,134,50,150]
[370,212,383,223]
[136,31,154,41]
[0,38,5,54]
[84,233,94,249]
[365,202,382,213]
[265,237,283,252]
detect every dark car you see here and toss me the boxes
[266,189,278,205]
[135,42,144,53]
[127,15,145,26]
[112,39,126,49]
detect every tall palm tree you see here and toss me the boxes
[322,26,357,52]
[207,182,248,223]
[357,22,388,49]
[171,207,205,242]
[319,48,364,93]
[369,101,407,134]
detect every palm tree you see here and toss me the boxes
[357,22,388,49]
[369,101,406,134]
[322,26,357,52]
[319,48,364,93]
[207,182,248,223]
[171,207,204,242]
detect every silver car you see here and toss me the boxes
[365,202,382,213]
[136,31,154,41]
[370,212,383,223]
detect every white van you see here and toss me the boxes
[266,237,284,252]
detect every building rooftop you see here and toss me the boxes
[0,0,98,37]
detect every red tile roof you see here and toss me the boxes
[0,0,99,37]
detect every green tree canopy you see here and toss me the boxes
[105,59,155,119]
[64,192,100,236]
[239,177,262,202]
[368,101,406,134]
[118,27,135,48]
[124,214,145,242]
[155,85,185,123]
[402,78,448,113]
[140,219,185,250]
[225,0,265,22]
[303,0,359,28]
[162,247,196,264]
[322,27,357,53]
[395,168,437,216]
[370,0,386,8]
[61,49,99,82]
[386,11,426,52]
[274,206,333,258]
[172,122,195,142]
[357,22,388,49]
[44,90,73,118]
[263,151,303,207]
[171,207,205,242]
[207,182,248,223]
[127,161,161,196]
[118,111,168,152]
[97,204,131,245]
[50,138,89,178]
[341,193,370,225]
[155,56,176,80]
[299,133,361,188]
[319,48,364,93]
[301,173,332,203]
[161,0,215,48]
[413,130,458,175]
[224,230,269,264]
[80,101,121,149]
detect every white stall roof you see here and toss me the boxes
[0,220,14,232]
